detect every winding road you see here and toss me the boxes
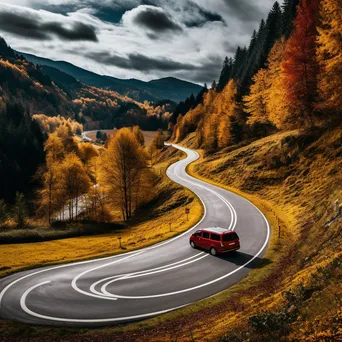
[0,145,270,327]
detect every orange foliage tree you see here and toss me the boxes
[282,0,320,128]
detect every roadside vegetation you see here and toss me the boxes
[0,0,341,340]
[0,128,203,279]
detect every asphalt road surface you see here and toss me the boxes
[0,145,270,327]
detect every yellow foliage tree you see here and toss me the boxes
[317,0,342,117]
[38,134,65,224]
[264,38,290,129]
[61,153,91,221]
[244,69,269,125]
[100,128,153,221]
[217,117,232,149]
[132,126,145,146]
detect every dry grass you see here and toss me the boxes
[1,129,341,341]
[0,147,202,279]
[80,127,341,341]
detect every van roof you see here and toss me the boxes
[201,227,231,234]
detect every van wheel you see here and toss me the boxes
[190,241,196,249]
[210,247,217,256]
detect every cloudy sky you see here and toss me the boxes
[0,0,276,84]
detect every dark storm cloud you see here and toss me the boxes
[0,10,98,41]
[178,55,223,84]
[198,9,224,24]
[222,0,263,22]
[84,50,223,83]
[132,7,182,32]
[178,2,224,28]
[87,51,194,72]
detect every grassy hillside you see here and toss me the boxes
[0,128,340,341]
[178,128,341,341]
[84,128,340,341]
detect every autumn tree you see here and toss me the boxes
[78,143,98,169]
[55,124,78,153]
[37,134,65,224]
[215,80,239,149]
[132,126,145,146]
[282,0,320,128]
[174,115,186,143]
[317,0,342,119]
[84,155,107,222]
[100,128,153,221]
[61,153,90,221]
[217,117,232,149]
[265,37,289,128]
[244,69,269,125]
[152,129,165,149]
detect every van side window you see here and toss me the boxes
[203,232,210,239]
[210,233,220,241]
[194,231,201,237]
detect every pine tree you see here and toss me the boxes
[263,2,283,57]
[217,57,233,92]
[282,0,300,37]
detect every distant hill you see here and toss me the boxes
[0,36,173,131]
[19,52,202,103]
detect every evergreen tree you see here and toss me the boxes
[0,103,45,202]
[217,57,233,92]
[282,0,300,37]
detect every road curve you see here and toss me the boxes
[0,145,270,327]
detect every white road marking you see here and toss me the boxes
[71,251,145,301]
[100,253,209,297]
[20,281,190,323]
[19,219,269,322]
[170,150,237,231]
[1,144,270,325]
[0,147,206,308]
[89,252,205,296]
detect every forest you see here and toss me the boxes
[0,37,171,208]
[0,37,171,131]
[171,0,340,150]
[0,0,341,340]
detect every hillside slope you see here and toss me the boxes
[178,128,341,341]
[20,52,202,103]
[0,37,169,130]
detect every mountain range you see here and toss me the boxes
[19,52,202,103]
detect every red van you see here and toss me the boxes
[189,227,240,256]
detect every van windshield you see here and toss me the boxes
[222,233,239,242]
